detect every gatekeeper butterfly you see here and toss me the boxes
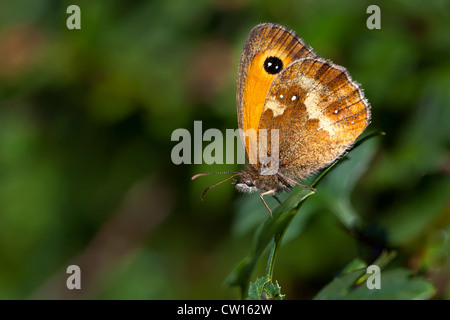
[193,23,371,214]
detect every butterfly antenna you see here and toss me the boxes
[193,173,242,200]
[191,171,239,180]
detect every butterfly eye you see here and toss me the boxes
[264,56,283,75]
[244,176,255,186]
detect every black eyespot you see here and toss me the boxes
[264,56,283,75]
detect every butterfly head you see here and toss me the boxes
[233,166,291,194]
[233,171,258,194]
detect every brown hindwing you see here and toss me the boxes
[258,57,371,181]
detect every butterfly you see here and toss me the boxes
[193,23,371,214]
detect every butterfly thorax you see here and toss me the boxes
[233,166,291,194]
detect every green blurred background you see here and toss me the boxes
[0,0,448,299]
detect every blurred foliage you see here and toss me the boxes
[314,252,436,300]
[0,0,449,299]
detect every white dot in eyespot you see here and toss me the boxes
[279,94,284,99]
[351,121,354,124]
[291,95,297,101]
[334,109,338,114]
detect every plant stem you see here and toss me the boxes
[266,238,278,280]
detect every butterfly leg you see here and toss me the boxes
[272,195,282,204]
[260,189,277,217]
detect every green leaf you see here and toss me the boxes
[314,251,435,300]
[344,268,436,300]
[340,258,367,274]
[355,250,397,285]
[314,266,367,300]
[247,276,284,300]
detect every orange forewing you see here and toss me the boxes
[236,24,317,157]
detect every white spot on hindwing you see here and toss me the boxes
[264,97,286,117]
[262,72,348,137]
[302,75,337,136]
